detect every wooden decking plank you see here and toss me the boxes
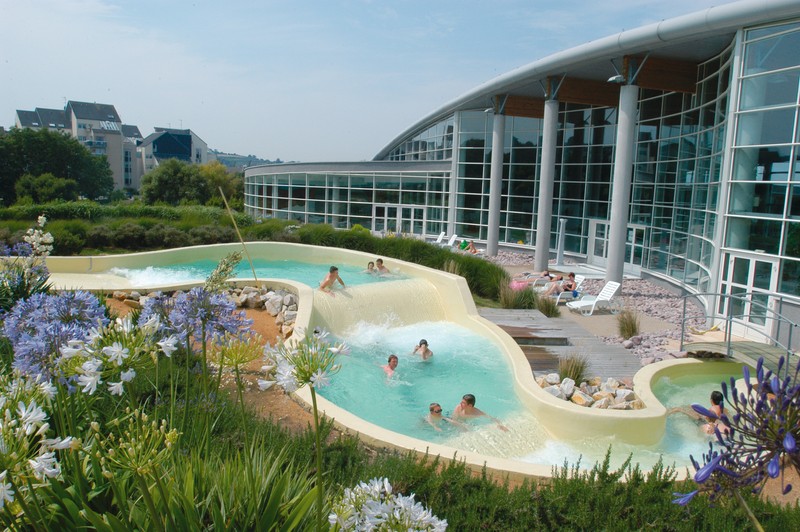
[478,308,641,379]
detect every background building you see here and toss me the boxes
[14,102,206,192]
[244,0,800,347]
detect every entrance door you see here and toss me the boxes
[587,221,647,272]
[587,220,608,268]
[624,225,648,275]
[373,204,424,237]
[718,253,779,341]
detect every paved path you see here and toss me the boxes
[478,308,642,379]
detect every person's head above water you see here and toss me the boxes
[711,390,724,406]
[429,402,442,414]
[418,339,428,347]
[462,393,476,406]
[329,266,339,273]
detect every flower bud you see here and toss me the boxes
[784,433,796,453]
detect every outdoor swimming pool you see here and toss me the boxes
[320,316,745,470]
[46,243,749,476]
[108,259,402,288]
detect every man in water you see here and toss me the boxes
[452,393,509,432]
[413,339,433,360]
[320,266,345,293]
[382,354,398,377]
[375,258,390,274]
[426,402,467,432]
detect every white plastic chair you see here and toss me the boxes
[552,274,586,305]
[438,234,458,249]
[432,231,446,245]
[566,280,621,316]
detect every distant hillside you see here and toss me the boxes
[210,149,282,171]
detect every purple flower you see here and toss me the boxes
[3,291,107,379]
[168,287,252,343]
[671,490,698,506]
[785,433,797,453]
[767,455,780,478]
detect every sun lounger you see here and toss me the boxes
[552,274,586,305]
[566,280,621,316]
[432,231,446,245]
[438,234,458,249]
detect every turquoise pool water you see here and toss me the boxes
[318,320,521,443]
[109,259,401,287]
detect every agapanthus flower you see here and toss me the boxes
[169,287,252,344]
[102,342,130,366]
[120,368,136,382]
[17,400,47,435]
[4,290,108,379]
[157,335,179,357]
[0,471,14,509]
[108,381,125,396]
[28,451,60,480]
[678,355,800,513]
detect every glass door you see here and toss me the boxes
[718,253,779,341]
[400,207,424,237]
[587,220,608,267]
[624,224,648,274]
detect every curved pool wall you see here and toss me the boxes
[45,243,741,480]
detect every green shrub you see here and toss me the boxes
[559,353,589,383]
[297,223,337,246]
[113,222,148,249]
[188,225,237,245]
[147,224,193,248]
[499,283,538,309]
[617,309,640,339]
[86,224,114,248]
[243,218,293,241]
[536,294,561,317]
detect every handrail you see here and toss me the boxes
[680,291,798,376]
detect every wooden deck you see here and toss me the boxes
[478,308,641,379]
[684,341,798,375]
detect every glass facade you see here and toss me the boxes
[244,14,800,314]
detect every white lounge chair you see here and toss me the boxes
[432,231,446,245]
[438,234,458,249]
[552,274,586,305]
[566,280,621,316]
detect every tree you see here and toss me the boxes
[15,173,79,203]
[140,159,242,206]
[0,128,114,205]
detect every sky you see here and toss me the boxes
[1,0,737,162]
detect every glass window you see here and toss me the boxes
[731,146,792,181]
[740,70,800,110]
[736,108,796,146]
[743,30,800,75]
[779,259,800,295]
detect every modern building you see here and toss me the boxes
[15,101,143,191]
[244,0,800,346]
[137,127,208,175]
[14,103,208,192]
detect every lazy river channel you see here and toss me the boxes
[109,257,743,471]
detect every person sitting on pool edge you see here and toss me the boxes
[426,402,467,432]
[413,339,433,360]
[375,258,390,274]
[453,393,509,432]
[320,266,346,293]
[382,354,398,378]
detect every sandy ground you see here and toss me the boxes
[106,297,797,505]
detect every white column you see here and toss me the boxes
[606,84,638,284]
[534,99,559,273]
[486,112,505,256]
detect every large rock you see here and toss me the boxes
[570,390,594,407]
[544,373,561,385]
[543,385,566,400]
[560,378,576,398]
[591,397,611,409]
[283,310,298,324]
[615,388,636,402]
[264,295,284,316]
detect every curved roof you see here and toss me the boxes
[374,0,800,160]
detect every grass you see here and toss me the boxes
[559,353,590,384]
[617,309,641,339]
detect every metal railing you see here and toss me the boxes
[679,292,798,362]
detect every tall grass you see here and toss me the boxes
[617,309,641,339]
[559,353,590,383]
